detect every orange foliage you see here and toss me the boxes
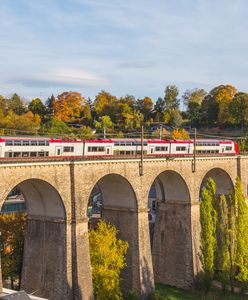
[171,128,190,140]
[53,91,84,122]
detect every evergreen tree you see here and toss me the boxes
[216,194,230,293]
[229,180,238,292]
[233,178,248,289]
[200,177,217,292]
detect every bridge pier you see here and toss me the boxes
[21,216,70,299]
[71,219,94,300]
[102,206,154,297]
[152,200,200,288]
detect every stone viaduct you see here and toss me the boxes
[0,155,247,299]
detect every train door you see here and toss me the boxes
[106,147,111,155]
[149,146,154,154]
[55,146,62,156]
[0,146,2,157]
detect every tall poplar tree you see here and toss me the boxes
[216,194,230,293]
[233,178,248,288]
[200,178,217,292]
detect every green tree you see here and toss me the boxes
[44,118,71,135]
[89,220,128,300]
[75,125,94,139]
[200,178,217,292]
[233,178,248,289]
[28,98,47,118]
[164,85,180,110]
[94,115,113,138]
[229,92,248,131]
[8,93,26,115]
[154,97,166,122]
[216,195,230,293]
[187,102,201,128]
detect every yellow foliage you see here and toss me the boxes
[0,213,27,282]
[171,128,190,140]
[89,220,128,300]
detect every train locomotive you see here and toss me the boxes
[0,137,238,160]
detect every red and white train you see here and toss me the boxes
[0,137,238,159]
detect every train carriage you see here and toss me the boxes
[0,136,239,159]
[0,137,50,158]
[84,140,114,157]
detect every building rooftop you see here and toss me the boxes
[0,289,47,300]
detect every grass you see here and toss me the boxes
[155,283,248,300]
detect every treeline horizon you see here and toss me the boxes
[0,83,248,138]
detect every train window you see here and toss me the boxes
[14,140,22,146]
[13,152,21,157]
[5,140,13,146]
[155,146,168,151]
[22,152,29,157]
[63,147,74,152]
[114,142,120,146]
[226,146,232,151]
[126,142,132,146]
[22,141,30,146]
[30,152,37,157]
[176,146,186,151]
[31,141,38,146]
[5,152,13,158]
[88,147,105,152]
[38,152,45,157]
[38,141,46,146]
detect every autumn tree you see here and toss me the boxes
[0,213,27,289]
[0,111,41,134]
[200,178,217,292]
[0,95,7,113]
[183,88,207,108]
[171,128,190,140]
[53,92,84,122]
[201,85,236,127]
[135,97,153,121]
[89,220,128,300]
[94,90,117,119]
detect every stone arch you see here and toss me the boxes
[199,167,234,198]
[0,178,68,300]
[88,173,139,293]
[153,170,190,203]
[150,170,194,288]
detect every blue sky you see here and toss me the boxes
[1,0,248,102]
